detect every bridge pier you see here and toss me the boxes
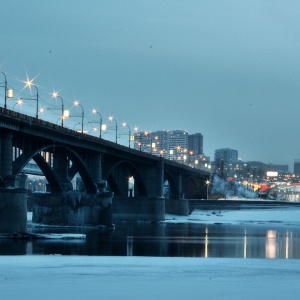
[0,189,27,233]
[143,157,165,198]
[0,131,20,187]
[85,153,102,185]
[32,189,114,228]
[0,131,27,233]
[53,152,72,191]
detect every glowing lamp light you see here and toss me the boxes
[63,110,70,118]
[6,89,14,98]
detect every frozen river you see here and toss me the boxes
[1,207,300,259]
[1,207,300,299]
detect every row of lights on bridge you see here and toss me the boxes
[1,71,210,167]
[0,72,134,147]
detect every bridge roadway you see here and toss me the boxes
[0,108,210,231]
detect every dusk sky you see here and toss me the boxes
[1,1,300,170]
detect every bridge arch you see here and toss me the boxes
[183,175,200,199]
[163,169,180,198]
[12,144,97,194]
[104,160,147,197]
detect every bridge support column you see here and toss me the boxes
[0,189,27,233]
[177,173,184,199]
[165,172,188,216]
[53,152,72,191]
[144,158,165,198]
[156,157,164,198]
[86,153,102,185]
[0,131,20,187]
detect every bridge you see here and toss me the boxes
[0,108,210,232]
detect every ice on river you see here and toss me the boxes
[1,255,300,300]
[1,208,299,300]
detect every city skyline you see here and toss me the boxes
[1,1,300,170]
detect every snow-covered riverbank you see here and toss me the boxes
[165,206,300,227]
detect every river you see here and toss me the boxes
[1,216,300,259]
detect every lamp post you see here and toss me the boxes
[0,71,14,109]
[74,100,84,133]
[206,180,210,199]
[92,109,103,138]
[122,122,131,148]
[51,91,65,127]
[13,98,23,111]
[109,116,118,143]
[73,122,81,130]
[23,77,39,118]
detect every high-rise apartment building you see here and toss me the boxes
[188,133,203,155]
[132,129,211,168]
[214,148,238,163]
[168,130,188,160]
[134,129,189,160]
[133,131,151,152]
[151,130,169,158]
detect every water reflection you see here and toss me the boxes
[1,223,300,258]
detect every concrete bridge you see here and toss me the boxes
[0,108,210,232]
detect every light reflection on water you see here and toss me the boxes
[1,223,300,259]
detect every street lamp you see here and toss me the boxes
[0,71,14,109]
[122,122,131,148]
[23,77,39,118]
[13,98,23,111]
[73,122,81,130]
[74,100,84,133]
[92,109,103,138]
[51,91,65,126]
[109,116,118,143]
[206,180,210,199]
[89,127,98,134]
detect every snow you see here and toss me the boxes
[1,256,300,300]
[165,206,300,227]
[1,208,300,299]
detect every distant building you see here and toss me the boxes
[214,148,238,163]
[294,159,300,177]
[168,130,188,161]
[188,133,203,155]
[151,130,169,158]
[133,131,151,152]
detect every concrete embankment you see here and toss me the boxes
[189,199,300,211]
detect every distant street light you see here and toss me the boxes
[122,122,131,148]
[74,100,84,133]
[23,77,39,118]
[13,98,23,111]
[109,116,118,143]
[51,91,65,126]
[0,71,14,109]
[206,180,210,199]
[92,109,103,138]
[73,122,81,130]
[89,127,98,134]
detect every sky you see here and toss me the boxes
[1,1,300,170]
